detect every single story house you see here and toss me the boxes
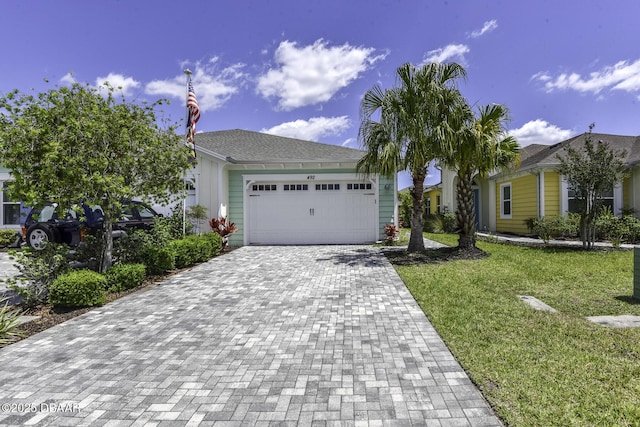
[438,132,640,235]
[190,129,397,246]
[0,130,397,245]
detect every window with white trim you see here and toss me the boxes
[500,183,512,218]
[568,186,614,213]
[2,182,20,225]
[425,197,431,214]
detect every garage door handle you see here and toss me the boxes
[310,208,315,216]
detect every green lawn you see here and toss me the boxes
[394,233,640,426]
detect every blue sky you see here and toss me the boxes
[3,0,640,189]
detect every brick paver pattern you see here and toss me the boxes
[0,246,500,426]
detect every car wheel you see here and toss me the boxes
[27,224,54,250]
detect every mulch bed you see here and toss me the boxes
[384,246,489,266]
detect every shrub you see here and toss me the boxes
[71,233,104,272]
[7,244,70,307]
[0,229,17,248]
[623,215,640,244]
[202,232,223,257]
[106,263,146,292]
[525,215,579,243]
[49,270,107,308]
[141,245,175,275]
[169,233,222,269]
[424,213,457,234]
[165,205,194,238]
[384,224,399,245]
[170,237,199,269]
[0,298,24,345]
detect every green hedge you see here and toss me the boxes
[141,246,176,275]
[0,229,17,248]
[49,270,107,308]
[169,232,223,269]
[106,263,146,292]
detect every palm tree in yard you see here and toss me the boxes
[357,62,467,252]
[439,103,520,250]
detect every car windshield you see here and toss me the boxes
[36,205,78,222]
[137,205,156,219]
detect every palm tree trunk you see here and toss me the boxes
[456,171,476,250]
[407,172,426,252]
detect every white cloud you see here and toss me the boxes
[261,116,351,141]
[256,39,385,111]
[59,73,77,86]
[469,20,498,38]
[533,59,640,95]
[94,73,141,97]
[421,44,470,65]
[145,57,246,112]
[341,137,357,148]
[508,119,573,147]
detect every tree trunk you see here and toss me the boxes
[456,171,476,250]
[407,172,426,252]
[100,215,114,273]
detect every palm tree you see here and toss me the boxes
[439,103,520,250]
[357,62,467,252]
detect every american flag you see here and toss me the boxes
[186,76,200,163]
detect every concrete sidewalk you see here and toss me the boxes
[0,246,500,426]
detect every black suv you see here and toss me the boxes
[22,201,160,250]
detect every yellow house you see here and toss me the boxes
[423,184,442,215]
[439,132,640,235]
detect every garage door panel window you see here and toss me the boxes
[316,183,340,191]
[283,184,308,191]
[252,184,277,191]
[347,183,372,190]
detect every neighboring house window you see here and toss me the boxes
[500,183,512,219]
[567,186,614,213]
[436,195,441,214]
[425,197,431,214]
[2,182,20,225]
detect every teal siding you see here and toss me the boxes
[227,169,395,245]
[378,175,396,239]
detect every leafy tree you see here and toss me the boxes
[0,82,192,271]
[357,62,467,252]
[438,103,520,250]
[186,204,208,234]
[557,124,628,249]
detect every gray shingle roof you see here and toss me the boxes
[194,129,364,163]
[515,132,640,171]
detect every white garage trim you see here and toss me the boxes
[242,173,379,245]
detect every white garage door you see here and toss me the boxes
[247,180,378,244]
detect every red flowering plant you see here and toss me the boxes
[384,223,399,245]
[209,217,238,249]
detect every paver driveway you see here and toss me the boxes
[0,246,500,426]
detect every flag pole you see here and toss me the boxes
[182,69,192,237]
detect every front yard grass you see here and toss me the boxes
[394,233,640,426]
